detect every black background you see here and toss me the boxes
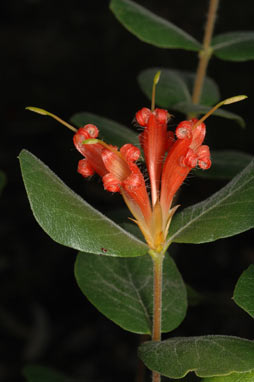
[1,1,254,381]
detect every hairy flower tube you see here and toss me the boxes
[73,108,211,253]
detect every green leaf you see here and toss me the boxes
[19,149,147,257]
[23,365,69,382]
[173,103,245,127]
[168,158,254,244]
[202,370,254,382]
[75,252,187,334]
[0,170,6,195]
[110,0,201,51]
[195,150,253,180]
[70,112,139,147]
[233,265,254,318]
[139,335,254,378]
[138,68,220,108]
[212,32,254,61]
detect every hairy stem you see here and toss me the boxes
[191,0,220,106]
[152,252,164,382]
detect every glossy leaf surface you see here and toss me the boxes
[75,252,187,334]
[139,335,254,378]
[168,159,254,244]
[23,365,69,382]
[212,32,254,61]
[70,111,139,147]
[110,0,201,51]
[19,150,147,257]
[233,265,254,318]
[203,370,254,382]
[195,151,253,180]
[138,68,220,108]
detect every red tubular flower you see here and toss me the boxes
[136,107,170,206]
[74,113,211,252]
[73,125,108,178]
[160,118,211,231]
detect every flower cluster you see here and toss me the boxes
[73,107,211,253]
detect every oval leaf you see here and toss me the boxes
[212,32,254,62]
[19,149,147,257]
[168,158,254,244]
[110,0,201,51]
[233,265,254,318]
[138,68,220,108]
[195,150,253,180]
[203,370,254,382]
[75,252,187,334]
[139,335,254,378]
[23,365,69,382]
[70,112,139,147]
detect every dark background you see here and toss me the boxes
[1,1,254,381]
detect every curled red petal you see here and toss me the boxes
[180,148,198,168]
[199,157,212,169]
[102,173,120,192]
[190,121,206,150]
[197,145,211,169]
[83,124,99,138]
[120,143,140,162]
[196,144,210,159]
[153,108,169,125]
[77,159,95,177]
[175,121,192,139]
[136,107,151,126]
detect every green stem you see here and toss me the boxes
[151,251,164,382]
[191,0,220,109]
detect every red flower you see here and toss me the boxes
[26,95,246,253]
[73,109,211,252]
